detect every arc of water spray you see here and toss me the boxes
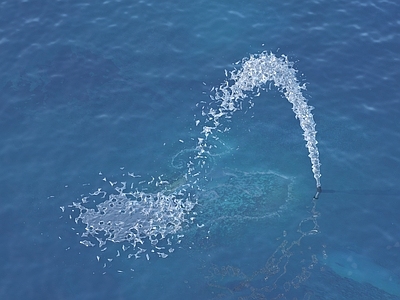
[199,52,322,196]
[69,51,323,262]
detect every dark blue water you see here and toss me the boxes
[1,0,400,299]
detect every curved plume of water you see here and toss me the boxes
[68,51,322,264]
[198,52,321,188]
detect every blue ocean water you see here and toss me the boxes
[1,0,400,299]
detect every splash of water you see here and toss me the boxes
[197,52,321,188]
[68,51,322,268]
[71,177,196,257]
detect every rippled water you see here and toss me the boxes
[1,0,400,299]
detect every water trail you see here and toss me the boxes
[196,52,321,188]
[67,51,322,267]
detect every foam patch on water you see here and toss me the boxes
[70,173,197,260]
